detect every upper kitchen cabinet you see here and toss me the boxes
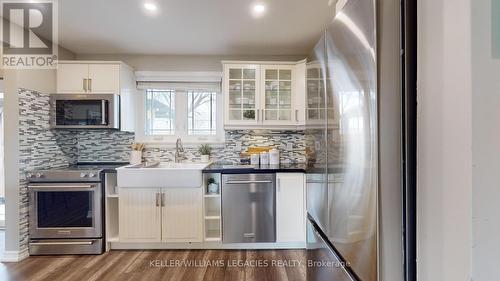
[223,61,306,129]
[306,62,335,128]
[56,61,137,132]
[56,63,89,94]
[88,64,121,93]
[224,64,261,126]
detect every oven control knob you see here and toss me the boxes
[27,173,33,179]
[80,173,88,178]
[88,173,96,178]
[35,173,43,178]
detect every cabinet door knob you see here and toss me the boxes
[88,79,92,92]
[161,193,165,207]
[83,78,87,92]
[156,193,160,207]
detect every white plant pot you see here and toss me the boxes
[130,151,142,165]
[208,183,219,194]
[201,155,210,162]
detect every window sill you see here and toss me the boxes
[134,135,226,148]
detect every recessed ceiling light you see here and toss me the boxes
[252,3,266,17]
[144,3,157,11]
[253,4,266,13]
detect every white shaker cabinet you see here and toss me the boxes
[56,63,89,94]
[162,187,203,242]
[119,187,162,242]
[87,64,120,93]
[276,173,306,243]
[118,187,203,243]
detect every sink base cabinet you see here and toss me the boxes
[162,188,203,242]
[119,187,203,243]
[119,187,161,242]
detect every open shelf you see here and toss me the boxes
[205,209,221,219]
[105,173,119,251]
[205,222,221,241]
[203,173,222,242]
[204,194,220,198]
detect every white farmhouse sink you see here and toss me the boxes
[117,162,210,188]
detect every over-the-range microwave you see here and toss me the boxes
[50,94,120,129]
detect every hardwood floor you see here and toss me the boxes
[0,250,307,281]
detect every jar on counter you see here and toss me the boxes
[260,152,269,165]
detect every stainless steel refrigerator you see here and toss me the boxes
[305,0,386,280]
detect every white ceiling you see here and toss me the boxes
[58,0,333,56]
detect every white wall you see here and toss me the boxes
[417,0,472,280]
[471,1,500,280]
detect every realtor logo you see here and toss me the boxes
[1,0,58,68]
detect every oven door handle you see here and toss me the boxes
[30,241,94,246]
[28,185,96,189]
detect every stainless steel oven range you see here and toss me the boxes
[27,164,115,255]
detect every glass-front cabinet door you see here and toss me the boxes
[261,65,295,125]
[224,65,260,125]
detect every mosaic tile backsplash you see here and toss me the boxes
[77,130,308,164]
[18,89,77,253]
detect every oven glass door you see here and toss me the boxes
[37,190,93,228]
[55,99,109,126]
[29,183,102,239]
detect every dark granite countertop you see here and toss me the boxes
[202,163,307,174]
[76,162,129,173]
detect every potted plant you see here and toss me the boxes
[207,177,219,194]
[198,144,212,162]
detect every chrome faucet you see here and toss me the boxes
[175,138,186,163]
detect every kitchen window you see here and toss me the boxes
[187,91,217,136]
[145,90,175,135]
[135,74,224,144]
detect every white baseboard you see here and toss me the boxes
[110,241,306,250]
[1,248,29,262]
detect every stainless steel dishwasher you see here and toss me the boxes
[222,173,276,243]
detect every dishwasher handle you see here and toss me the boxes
[224,180,273,184]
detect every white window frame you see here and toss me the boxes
[134,72,225,145]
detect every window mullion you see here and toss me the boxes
[176,90,188,138]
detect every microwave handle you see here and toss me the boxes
[101,100,107,125]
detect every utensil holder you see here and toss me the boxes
[130,151,142,165]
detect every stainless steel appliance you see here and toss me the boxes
[50,94,120,129]
[27,164,118,255]
[306,0,380,280]
[222,173,276,243]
